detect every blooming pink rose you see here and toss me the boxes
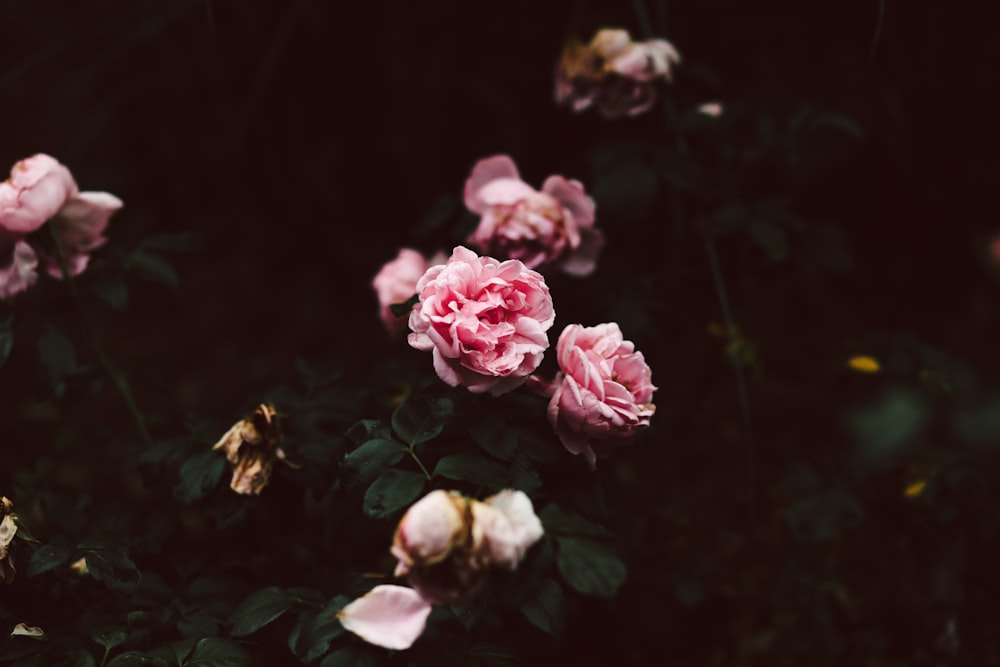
[555,28,681,119]
[407,246,555,396]
[338,585,433,650]
[464,155,603,276]
[0,154,78,235]
[548,323,657,468]
[373,248,445,335]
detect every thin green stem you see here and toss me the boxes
[407,446,432,480]
[49,227,153,448]
[629,0,654,38]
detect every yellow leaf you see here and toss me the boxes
[904,480,926,498]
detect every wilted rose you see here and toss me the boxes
[391,489,544,605]
[45,191,122,278]
[373,248,445,335]
[1,496,18,584]
[212,403,298,495]
[0,241,39,301]
[464,155,603,276]
[555,28,681,119]
[548,323,657,468]
[407,246,555,396]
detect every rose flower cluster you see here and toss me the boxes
[373,153,657,468]
[1,154,122,300]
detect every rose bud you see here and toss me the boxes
[372,248,446,335]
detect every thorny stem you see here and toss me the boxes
[49,227,153,448]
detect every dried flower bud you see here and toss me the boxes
[212,403,297,495]
[0,496,19,584]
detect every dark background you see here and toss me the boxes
[4,1,1000,664]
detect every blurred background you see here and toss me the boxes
[3,0,1000,664]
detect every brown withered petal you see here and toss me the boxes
[1,496,18,585]
[212,403,297,495]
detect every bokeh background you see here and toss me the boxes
[4,0,1000,664]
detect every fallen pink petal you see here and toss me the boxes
[337,585,433,650]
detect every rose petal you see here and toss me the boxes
[338,585,433,650]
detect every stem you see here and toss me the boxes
[407,446,432,480]
[49,227,153,448]
[704,237,756,522]
[869,0,886,63]
[629,0,654,38]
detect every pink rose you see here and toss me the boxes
[372,248,445,335]
[548,323,657,468]
[0,154,122,299]
[464,155,603,276]
[0,154,78,235]
[554,28,681,119]
[407,246,554,396]
[390,489,544,605]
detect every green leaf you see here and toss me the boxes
[785,487,865,542]
[287,597,348,662]
[809,113,864,139]
[342,439,406,486]
[143,639,197,665]
[174,449,226,504]
[319,647,378,667]
[434,454,510,490]
[555,537,627,599]
[93,277,129,309]
[78,541,141,596]
[468,414,518,461]
[514,429,561,465]
[106,652,169,667]
[538,505,613,539]
[0,315,13,368]
[125,250,179,288]
[391,394,454,446]
[363,469,427,519]
[67,650,98,667]
[228,587,296,638]
[38,324,77,382]
[700,204,749,236]
[389,293,419,317]
[92,626,129,650]
[468,643,519,667]
[138,437,192,469]
[847,389,928,467]
[27,542,73,577]
[345,419,392,445]
[184,638,251,666]
[520,580,565,637]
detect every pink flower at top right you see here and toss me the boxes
[555,28,681,120]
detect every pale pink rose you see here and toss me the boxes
[554,28,681,119]
[0,154,78,235]
[391,490,468,576]
[338,585,433,650]
[464,155,603,276]
[46,191,122,278]
[471,489,544,570]
[407,246,555,396]
[0,240,39,301]
[373,248,445,335]
[548,323,657,468]
[390,489,544,605]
